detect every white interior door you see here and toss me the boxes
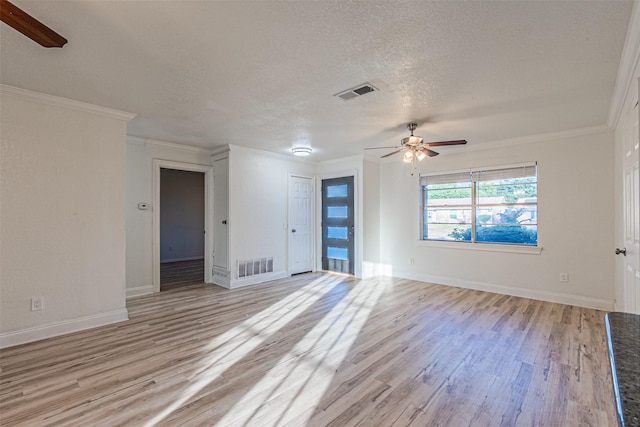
[617,89,640,314]
[289,175,313,274]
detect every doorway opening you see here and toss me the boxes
[152,159,213,293]
[322,176,354,275]
[159,169,205,290]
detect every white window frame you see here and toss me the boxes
[418,162,542,255]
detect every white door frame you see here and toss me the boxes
[152,159,214,293]
[288,173,315,275]
[316,169,362,278]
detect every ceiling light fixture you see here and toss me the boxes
[291,146,312,157]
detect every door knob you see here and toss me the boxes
[615,247,626,256]
[222,220,227,225]
[292,229,296,233]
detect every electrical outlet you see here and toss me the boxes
[559,273,569,283]
[409,258,415,265]
[31,297,44,311]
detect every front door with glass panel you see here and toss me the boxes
[322,177,354,274]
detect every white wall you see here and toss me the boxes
[0,86,134,347]
[362,159,381,277]
[379,130,616,310]
[227,145,315,286]
[126,137,212,297]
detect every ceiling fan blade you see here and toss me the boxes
[364,146,402,150]
[421,148,440,157]
[425,139,467,147]
[380,149,403,158]
[0,0,67,48]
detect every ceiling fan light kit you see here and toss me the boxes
[402,151,413,163]
[291,146,312,157]
[402,149,425,163]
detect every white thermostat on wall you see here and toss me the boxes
[137,202,150,210]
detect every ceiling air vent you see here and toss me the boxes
[335,83,378,101]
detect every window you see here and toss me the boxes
[421,164,538,246]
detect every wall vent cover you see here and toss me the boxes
[335,83,378,101]
[238,256,274,278]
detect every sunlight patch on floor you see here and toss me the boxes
[213,276,388,426]
[144,273,345,426]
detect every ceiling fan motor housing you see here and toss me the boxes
[401,135,423,146]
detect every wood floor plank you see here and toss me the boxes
[0,273,618,426]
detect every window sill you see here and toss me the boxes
[417,240,543,255]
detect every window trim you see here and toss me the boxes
[419,162,540,250]
[416,239,543,254]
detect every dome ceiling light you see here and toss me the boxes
[291,146,312,157]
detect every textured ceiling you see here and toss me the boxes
[0,1,633,161]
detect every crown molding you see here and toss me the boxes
[608,2,640,129]
[211,144,231,157]
[464,125,611,153]
[127,135,213,154]
[318,154,363,166]
[128,138,317,163]
[225,143,316,163]
[0,84,136,121]
[144,138,212,154]
[126,135,147,145]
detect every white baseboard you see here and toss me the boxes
[390,271,615,311]
[212,266,231,288]
[0,308,129,349]
[362,262,394,279]
[126,284,154,298]
[229,270,288,289]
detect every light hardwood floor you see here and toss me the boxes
[0,273,617,426]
